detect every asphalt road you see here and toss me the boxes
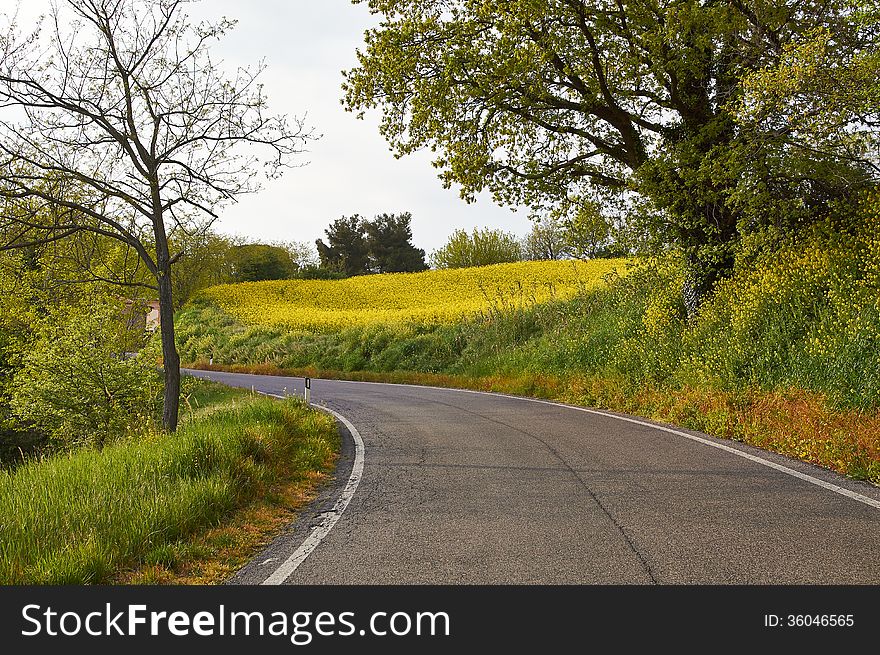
[186,369,880,584]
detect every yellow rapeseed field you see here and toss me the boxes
[202,259,628,331]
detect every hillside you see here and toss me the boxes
[177,233,880,484]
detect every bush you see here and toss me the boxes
[430,227,523,269]
[9,297,161,448]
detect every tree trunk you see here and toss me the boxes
[681,256,715,319]
[157,266,180,432]
[150,176,181,432]
[681,236,736,319]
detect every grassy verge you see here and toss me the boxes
[0,385,339,584]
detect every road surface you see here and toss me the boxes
[186,369,880,584]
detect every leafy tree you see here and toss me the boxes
[316,215,371,276]
[171,235,319,298]
[364,212,428,273]
[0,224,168,459]
[0,0,310,430]
[524,200,623,261]
[735,5,880,187]
[169,230,234,308]
[229,243,297,282]
[559,199,615,260]
[521,216,569,261]
[343,0,875,311]
[431,227,522,269]
[0,250,44,461]
[279,240,320,271]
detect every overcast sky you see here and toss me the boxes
[185,0,532,253]
[4,0,531,253]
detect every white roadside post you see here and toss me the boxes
[304,377,311,406]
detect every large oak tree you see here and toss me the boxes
[343,0,876,311]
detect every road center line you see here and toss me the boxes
[257,394,365,584]
[323,378,880,512]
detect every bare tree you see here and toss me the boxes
[0,0,311,430]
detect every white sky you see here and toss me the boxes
[180,0,533,253]
[2,0,531,253]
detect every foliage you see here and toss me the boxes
[0,0,311,430]
[170,232,321,299]
[191,259,622,333]
[9,297,162,448]
[317,213,427,275]
[280,240,321,270]
[0,252,42,464]
[169,231,235,308]
[430,227,523,269]
[524,199,622,261]
[736,5,880,176]
[343,0,876,304]
[558,200,618,259]
[0,394,338,584]
[229,244,298,282]
[521,216,568,261]
[364,212,428,273]
[316,215,371,276]
[0,249,69,462]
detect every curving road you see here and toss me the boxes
[185,370,880,585]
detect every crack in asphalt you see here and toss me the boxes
[421,395,660,584]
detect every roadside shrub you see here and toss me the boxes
[430,227,522,269]
[680,206,880,407]
[10,297,161,448]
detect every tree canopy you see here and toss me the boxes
[521,217,569,261]
[229,244,298,282]
[316,215,371,276]
[317,213,427,275]
[364,212,428,273]
[431,227,522,269]
[343,0,878,309]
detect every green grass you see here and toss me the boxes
[0,393,338,584]
[184,379,247,408]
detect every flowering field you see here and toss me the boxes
[200,259,628,331]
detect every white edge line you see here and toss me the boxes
[317,378,880,512]
[255,393,365,585]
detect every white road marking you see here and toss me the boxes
[256,394,365,585]
[558,404,880,511]
[321,378,880,512]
